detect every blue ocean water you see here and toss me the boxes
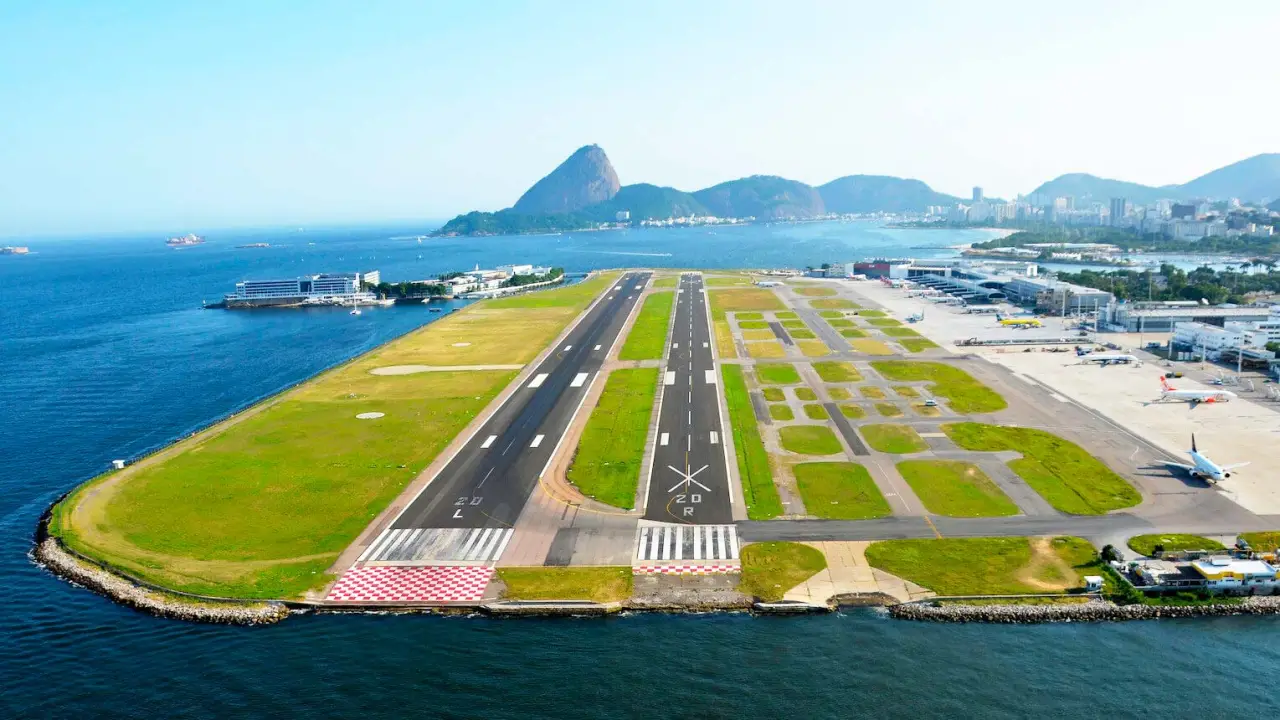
[2,221,1279,718]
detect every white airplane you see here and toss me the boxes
[1158,376,1236,405]
[1080,353,1140,366]
[1164,434,1249,484]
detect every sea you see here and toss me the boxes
[2,221,1279,719]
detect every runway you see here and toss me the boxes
[642,273,734,525]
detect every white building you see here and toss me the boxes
[1190,557,1280,592]
[1174,319,1280,353]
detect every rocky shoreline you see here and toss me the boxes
[33,539,290,625]
[890,596,1280,623]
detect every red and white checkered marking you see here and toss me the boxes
[326,565,494,603]
[633,564,740,575]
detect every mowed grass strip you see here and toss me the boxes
[797,340,831,357]
[794,286,837,297]
[747,342,786,358]
[1242,532,1280,552]
[794,387,817,401]
[756,364,801,385]
[618,291,673,361]
[794,462,891,520]
[813,361,862,383]
[839,328,868,338]
[769,403,794,421]
[942,422,1140,514]
[779,426,843,455]
[859,424,927,454]
[865,537,1096,596]
[567,368,659,508]
[496,567,632,603]
[803,403,829,420]
[867,318,902,327]
[896,460,1019,517]
[51,272,622,599]
[818,310,845,319]
[811,298,858,310]
[901,338,939,352]
[739,542,827,601]
[723,365,784,519]
[1127,534,1225,557]
[849,339,894,355]
[881,327,921,338]
[761,386,785,401]
[871,361,1006,413]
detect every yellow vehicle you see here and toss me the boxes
[999,318,1042,327]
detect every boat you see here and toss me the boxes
[429,307,442,313]
[166,233,205,247]
[350,307,362,316]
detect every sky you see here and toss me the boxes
[2,0,1278,237]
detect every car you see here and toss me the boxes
[923,399,938,407]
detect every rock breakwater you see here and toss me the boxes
[891,596,1280,623]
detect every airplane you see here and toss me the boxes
[999,317,1042,327]
[1079,353,1140,366]
[1163,434,1248,484]
[1158,376,1236,405]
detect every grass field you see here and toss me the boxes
[880,327,921,337]
[496,567,632,603]
[757,364,801,385]
[738,320,770,330]
[794,462,891,520]
[858,424,927,453]
[900,338,940,352]
[736,312,764,320]
[770,404,794,421]
[896,460,1019,517]
[705,276,752,287]
[795,387,817,401]
[827,387,851,401]
[893,385,919,397]
[803,403,829,420]
[618,291,673,361]
[747,341,786,358]
[813,361,861,383]
[794,286,837,297]
[839,328,868,338]
[855,310,886,317]
[818,310,845,319]
[866,537,1096,595]
[723,365,783,519]
[859,386,885,399]
[797,340,831,357]
[775,311,798,319]
[780,319,807,329]
[762,387,785,401]
[875,403,903,417]
[827,319,855,328]
[708,288,781,360]
[652,276,678,289]
[779,426,843,455]
[790,329,817,340]
[741,329,775,341]
[912,403,941,417]
[811,299,858,310]
[839,404,866,419]
[943,422,1140,515]
[739,542,827,601]
[867,318,902,327]
[1242,532,1280,552]
[566,368,659,508]
[849,339,894,355]
[871,361,1006,413]
[50,273,620,599]
[1127,534,1225,557]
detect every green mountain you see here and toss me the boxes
[1176,153,1280,202]
[692,175,825,219]
[511,144,620,215]
[590,183,709,220]
[818,175,961,213]
[1027,173,1172,205]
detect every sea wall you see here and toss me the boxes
[33,539,290,625]
[890,596,1280,623]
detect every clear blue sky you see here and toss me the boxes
[2,0,1276,236]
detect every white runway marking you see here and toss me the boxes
[710,431,719,444]
[1050,392,1069,402]
[530,434,545,448]
[571,372,588,388]
[703,342,709,348]
[705,370,716,384]
[673,343,679,348]
[664,371,676,385]
[480,435,497,449]
[660,432,669,446]
[527,373,548,388]
[563,345,572,351]
[594,344,601,351]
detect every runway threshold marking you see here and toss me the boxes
[480,435,497,449]
[530,434,545,448]
[527,373,549,388]
[571,372,589,388]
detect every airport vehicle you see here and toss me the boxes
[923,399,938,407]
[907,312,923,323]
[1163,434,1248,484]
[1080,353,1139,366]
[1158,376,1236,405]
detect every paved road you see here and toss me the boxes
[643,273,733,525]
[390,271,651,532]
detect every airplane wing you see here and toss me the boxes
[1221,462,1250,471]
[1163,462,1195,473]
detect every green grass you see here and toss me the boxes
[794,387,817,401]
[803,403,829,420]
[567,368,659,508]
[769,403,794,421]
[1241,532,1280,552]
[709,288,786,313]
[496,567,632,603]
[618,291,674,361]
[780,319,807,329]
[723,365,784,519]
[881,327,921,337]
[793,462,891,520]
[942,423,1140,515]
[839,328,867,338]
[794,286,837,297]
[1127,534,1226,557]
[859,386,885,399]
[855,309,886,317]
[849,339,894,355]
[875,403,903,417]
[779,426,843,455]
[818,310,845,319]
[789,329,816,340]
[775,311,798,319]
[811,298,857,310]
[761,387,784,402]
[812,361,862,383]
[870,361,1006,413]
[739,542,828,601]
[867,318,902,327]
[652,276,678,288]
[896,460,1019,517]
[839,404,866,419]
[827,319,855,328]
[901,338,939,352]
[827,387,851,401]
[866,537,1096,595]
[738,320,769,330]
[736,311,764,320]
[893,385,919,397]
[756,364,801,385]
[858,424,927,453]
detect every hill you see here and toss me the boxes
[818,175,961,213]
[1176,153,1280,203]
[1027,173,1171,205]
[692,175,825,220]
[591,183,709,220]
[511,144,620,215]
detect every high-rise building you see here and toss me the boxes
[1109,197,1128,226]
[972,186,984,203]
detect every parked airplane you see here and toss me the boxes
[1164,434,1248,484]
[1080,353,1140,366]
[999,318,1042,327]
[1158,376,1236,405]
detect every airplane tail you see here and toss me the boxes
[1191,433,1197,453]
[1160,376,1174,392]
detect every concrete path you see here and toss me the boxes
[782,541,935,605]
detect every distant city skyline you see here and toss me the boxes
[2,0,1278,236]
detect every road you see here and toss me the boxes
[642,273,734,525]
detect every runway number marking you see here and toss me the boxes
[480,435,496,449]
[452,495,484,518]
[528,373,549,388]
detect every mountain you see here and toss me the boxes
[818,175,961,213]
[1176,153,1280,202]
[692,175,825,220]
[511,144,620,215]
[591,183,708,220]
[1027,173,1171,205]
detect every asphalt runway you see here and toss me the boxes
[389,271,651,532]
[642,273,733,525]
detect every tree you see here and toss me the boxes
[1101,544,1123,563]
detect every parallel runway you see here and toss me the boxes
[642,273,733,525]
[363,271,651,563]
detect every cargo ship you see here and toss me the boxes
[166,233,205,247]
